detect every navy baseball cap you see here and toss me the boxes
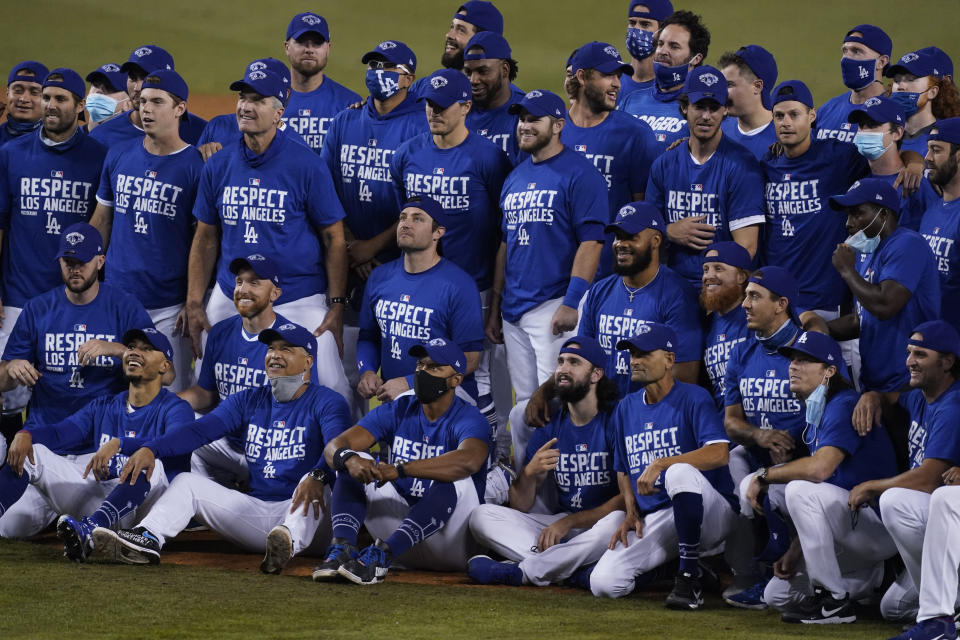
[560,336,607,368]
[778,331,851,383]
[683,65,728,105]
[572,41,633,75]
[885,50,941,79]
[286,12,329,42]
[910,320,960,360]
[56,223,103,263]
[617,322,677,354]
[259,321,317,357]
[628,0,673,20]
[418,69,472,109]
[701,241,752,270]
[566,49,579,70]
[771,80,814,109]
[735,45,778,110]
[463,32,512,61]
[408,337,467,374]
[230,69,286,106]
[121,45,175,75]
[748,266,800,318]
[43,68,86,101]
[605,201,664,235]
[843,24,892,58]
[229,254,281,286]
[402,195,449,228]
[86,63,126,93]
[508,89,566,118]
[122,327,174,363]
[918,46,953,79]
[8,60,48,86]
[362,41,417,73]
[455,1,504,34]
[247,58,291,87]
[828,178,900,212]
[142,69,188,101]
[847,95,904,127]
[930,118,960,145]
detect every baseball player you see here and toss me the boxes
[282,12,361,153]
[618,0,673,106]
[84,63,130,131]
[90,45,207,148]
[312,339,489,583]
[95,322,351,574]
[589,322,736,606]
[0,61,48,146]
[467,337,622,588]
[700,242,750,411]
[487,89,607,403]
[920,118,960,327]
[439,1,504,72]
[620,10,710,153]
[645,65,766,289]
[717,46,778,160]
[740,331,897,623]
[918,47,954,84]
[183,68,351,405]
[0,328,192,556]
[89,70,202,393]
[462,32,525,165]
[887,49,960,156]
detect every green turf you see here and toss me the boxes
[2,539,901,639]
[1,1,956,104]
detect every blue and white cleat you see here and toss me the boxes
[467,554,523,586]
[724,578,769,610]
[338,541,392,585]
[56,515,95,563]
[888,616,958,640]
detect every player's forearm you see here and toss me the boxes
[838,271,901,319]
[765,455,838,485]
[569,241,603,284]
[617,472,639,518]
[723,414,764,448]
[507,467,544,512]
[673,361,699,384]
[177,385,216,412]
[403,444,487,483]
[730,225,759,258]
[186,222,219,306]
[560,494,626,530]
[366,222,399,255]
[324,426,376,468]
[0,362,16,391]
[490,242,507,300]
[144,413,229,458]
[89,203,114,250]
[826,313,860,341]
[322,221,348,299]
[875,465,948,496]
[658,442,729,473]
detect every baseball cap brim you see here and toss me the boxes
[122,328,173,362]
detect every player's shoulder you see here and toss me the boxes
[827,388,860,415]
[1,130,36,155]
[883,226,932,254]
[154,387,194,413]
[817,91,852,112]
[446,394,487,425]
[396,131,431,155]
[325,76,363,104]
[606,108,652,131]
[436,257,480,287]
[97,281,146,307]
[366,256,404,287]
[655,264,695,292]
[671,380,714,405]
[207,314,242,341]
[588,272,622,298]
[718,136,762,166]
[934,380,960,410]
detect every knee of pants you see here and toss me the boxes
[763,576,799,612]
[880,575,919,622]
[879,487,923,534]
[737,472,758,517]
[590,560,634,599]
[468,504,511,545]
[783,479,820,512]
[664,463,704,497]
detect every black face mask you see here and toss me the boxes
[414,369,452,404]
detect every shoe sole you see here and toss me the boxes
[56,518,89,563]
[311,566,346,582]
[799,615,856,625]
[665,598,704,611]
[338,564,385,585]
[723,597,768,611]
[92,527,160,565]
[260,527,292,575]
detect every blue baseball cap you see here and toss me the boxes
[142,69,188,101]
[734,45,778,110]
[8,61,48,86]
[828,178,900,212]
[401,195,449,228]
[848,95,904,127]
[748,266,800,322]
[843,24,892,58]
[408,337,467,374]
[778,331,851,383]
[572,41,633,75]
[771,80,814,109]
[122,327,174,363]
[701,241,752,270]
[362,40,417,73]
[259,321,317,357]
[628,0,673,20]
[86,63,126,93]
[463,32,512,61]
[605,201,664,236]
[560,336,607,368]
[247,58,291,87]
[918,46,953,79]
[230,69,287,106]
[930,118,960,145]
[42,68,86,101]
[286,12,329,42]
[418,68,472,109]
[683,65,728,105]
[229,254,281,286]
[508,89,566,118]
[121,45,175,75]
[56,223,103,263]
[616,322,678,354]
[910,320,960,360]
[885,50,941,79]
[566,49,579,69]
[455,1,504,34]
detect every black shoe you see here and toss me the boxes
[93,526,161,565]
[312,541,357,581]
[781,588,855,624]
[338,540,393,585]
[665,572,704,610]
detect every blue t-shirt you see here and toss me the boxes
[525,410,618,513]
[721,118,777,161]
[90,110,208,147]
[901,122,935,157]
[900,383,960,470]
[578,268,703,397]
[871,172,940,232]
[95,140,202,310]
[855,227,940,392]
[618,76,654,108]
[283,77,362,152]
[0,129,106,307]
[613,381,735,514]
[703,306,749,410]
[3,283,153,448]
[620,86,687,153]
[466,93,525,166]
[359,394,490,502]
[499,147,608,322]
[646,136,767,286]
[761,139,869,310]
[391,132,510,290]
[197,116,310,150]
[919,197,960,326]
[193,131,346,304]
[814,92,860,144]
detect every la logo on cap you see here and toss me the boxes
[797,333,808,343]
[429,337,447,346]
[865,97,881,107]
[103,63,120,72]
[65,232,85,245]
[380,41,397,50]
[526,90,543,99]
[279,323,296,330]
[430,76,448,89]
[249,70,267,80]
[638,324,651,334]
[302,14,321,25]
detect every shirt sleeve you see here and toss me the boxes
[389,142,408,209]
[196,328,219,392]
[725,153,767,231]
[313,389,353,472]
[877,233,934,291]
[691,388,729,446]
[452,403,493,447]
[319,115,340,180]
[95,149,117,206]
[449,276,485,353]
[2,302,36,361]
[121,399,196,455]
[576,283,599,337]
[814,398,860,457]
[0,148,12,227]
[25,400,99,451]
[923,399,960,466]
[356,273,381,374]
[193,161,220,226]
[357,400,398,444]
[612,402,629,473]
[645,155,666,214]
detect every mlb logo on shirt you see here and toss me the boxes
[644,421,654,429]
[369,138,378,147]
[766,369,776,378]
[575,145,587,152]
[145,170,157,179]
[238,357,248,365]
[783,174,791,181]
[74,323,87,331]
[424,435,430,443]
[51,170,64,178]
[841,123,852,130]
[125,430,137,437]
[401,294,410,302]
[575,443,588,452]
[273,420,286,429]
[249,178,260,186]
[691,184,703,192]
[718,333,725,341]
[656,133,666,142]
[434,168,444,175]
[935,227,941,234]
[624,309,633,316]
[299,109,311,116]
[478,128,489,135]
[527,182,536,189]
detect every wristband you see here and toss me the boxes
[756,466,769,484]
[395,461,407,479]
[562,276,590,309]
[329,296,348,305]
[332,447,358,471]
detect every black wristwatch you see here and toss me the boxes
[329,296,349,305]
[395,461,407,479]
[757,467,769,484]
[309,467,329,485]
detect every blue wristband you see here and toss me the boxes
[562,276,590,309]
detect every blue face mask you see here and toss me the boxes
[802,378,829,444]
[365,69,403,101]
[841,57,877,91]
[626,28,655,60]
[844,207,885,253]
[890,91,922,118]
[653,61,689,89]
[85,93,118,122]
[853,130,889,160]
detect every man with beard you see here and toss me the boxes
[281,12,361,153]
[0,61,48,146]
[700,242,750,411]
[467,337,623,589]
[462,32,525,165]
[618,0,673,107]
[0,328,193,555]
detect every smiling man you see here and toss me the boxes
[0,61,48,146]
